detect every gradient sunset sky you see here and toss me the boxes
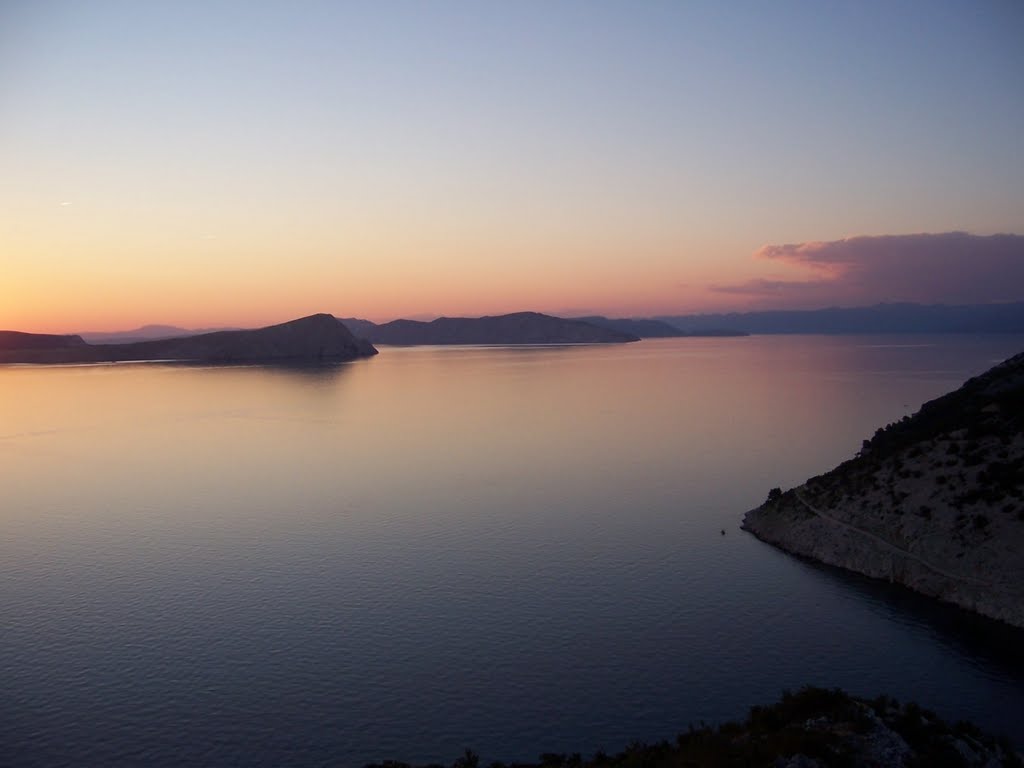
[3,1,1023,332]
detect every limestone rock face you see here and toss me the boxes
[743,350,1024,627]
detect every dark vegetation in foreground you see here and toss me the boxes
[366,687,1020,768]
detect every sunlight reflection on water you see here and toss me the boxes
[2,334,1023,766]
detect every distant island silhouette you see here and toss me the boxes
[0,313,376,365]
[0,330,89,352]
[0,311,655,364]
[32,302,1024,353]
[10,303,1022,364]
[339,312,640,345]
[661,301,1024,335]
[78,324,240,345]
[367,687,1020,768]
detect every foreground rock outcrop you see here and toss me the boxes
[0,313,377,364]
[743,350,1024,627]
[366,687,1020,768]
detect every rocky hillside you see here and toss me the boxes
[0,314,377,364]
[366,687,1020,768]
[340,312,639,345]
[743,350,1024,627]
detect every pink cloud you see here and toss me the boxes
[715,232,1024,307]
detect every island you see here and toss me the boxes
[0,313,377,365]
[743,350,1024,627]
[366,687,1020,767]
[340,312,639,345]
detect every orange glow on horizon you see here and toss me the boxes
[2,222,774,333]
[4,290,762,335]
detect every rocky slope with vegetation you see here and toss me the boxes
[367,687,1020,768]
[0,313,377,364]
[743,350,1024,627]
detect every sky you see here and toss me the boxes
[2,1,1023,332]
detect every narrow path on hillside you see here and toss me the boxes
[792,492,995,587]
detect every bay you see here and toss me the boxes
[2,334,1023,766]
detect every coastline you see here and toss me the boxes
[742,350,1024,628]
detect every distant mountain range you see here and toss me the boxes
[0,331,88,351]
[2,312,644,364]
[79,324,238,344]
[340,312,640,345]
[660,301,1024,335]
[0,314,376,365]
[30,302,1024,354]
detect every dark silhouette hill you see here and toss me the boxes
[661,301,1024,334]
[0,331,87,351]
[340,312,639,345]
[0,314,376,364]
[743,349,1024,626]
[79,324,238,344]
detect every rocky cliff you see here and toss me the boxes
[743,350,1024,627]
[0,313,377,364]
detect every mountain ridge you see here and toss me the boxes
[661,301,1024,335]
[0,331,87,351]
[60,301,1024,343]
[340,312,639,345]
[79,324,239,344]
[1,313,376,365]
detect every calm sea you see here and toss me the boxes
[2,334,1023,766]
